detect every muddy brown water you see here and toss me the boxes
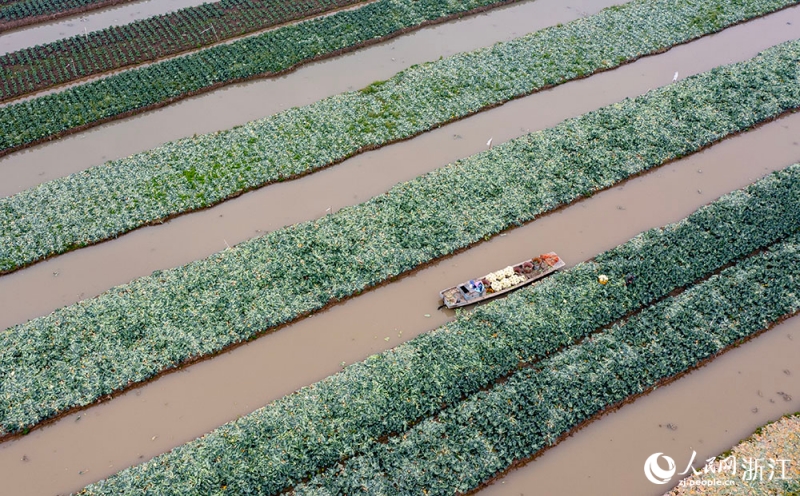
[0,0,211,54]
[0,0,387,107]
[1,6,799,330]
[5,4,799,197]
[0,0,629,197]
[478,314,800,496]
[1,5,799,495]
[0,114,798,495]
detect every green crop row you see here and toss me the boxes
[1,0,798,274]
[0,0,516,135]
[0,0,372,99]
[0,0,129,28]
[290,234,800,495]
[73,165,800,495]
[1,44,799,436]
[0,0,799,272]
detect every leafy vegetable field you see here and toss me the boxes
[1,44,799,437]
[2,0,794,148]
[2,20,800,275]
[286,233,800,495]
[2,0,798,494]
[0,0,133,30]
[0,0,377,99]
[0,0,516,132]
[68,164,800,495]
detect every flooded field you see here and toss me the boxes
[1,8,799,330]
[480,314,800,496]
[0,112,797,495]
[1,1,799,495]
[0,0,210,54]
[0,0,627,196]
[4,2,798,196]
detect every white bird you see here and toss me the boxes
[486,137,493,147]
[672,71,679,82]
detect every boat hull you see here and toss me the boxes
[439,252,565,309]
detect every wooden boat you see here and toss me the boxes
[439,252,565,309]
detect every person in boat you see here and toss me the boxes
[466,279,484,295]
